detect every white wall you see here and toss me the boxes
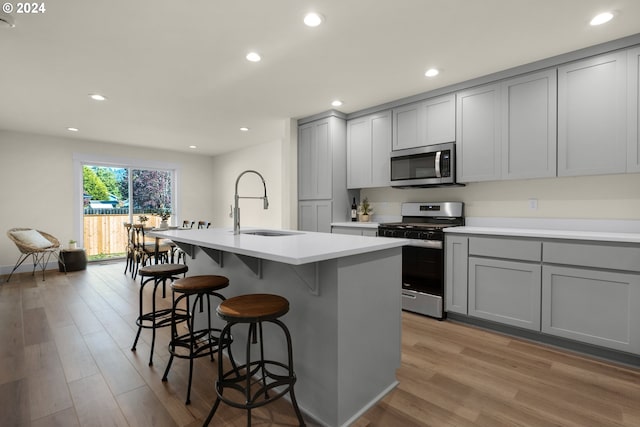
[0,130,217,273]
[362,173,640,221]
[208,119,297,230]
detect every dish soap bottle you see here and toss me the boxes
[351,197,357,222]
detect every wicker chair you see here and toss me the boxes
[6,228,66,282]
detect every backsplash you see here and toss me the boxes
[361,172,640,221]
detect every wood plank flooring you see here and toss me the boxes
[1,262,640,426]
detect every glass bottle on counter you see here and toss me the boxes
[351,197,357,222]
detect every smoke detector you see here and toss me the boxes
[0,12,15,28]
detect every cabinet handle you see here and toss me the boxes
[402,292,417,299]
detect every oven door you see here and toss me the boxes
[401,243,445,318]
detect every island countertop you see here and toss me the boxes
[148,227,408,265]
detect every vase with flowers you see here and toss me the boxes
[358,198,373,222]
[154,208,171,229]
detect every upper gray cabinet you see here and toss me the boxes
[457,69,557,183]
[456,83,502,182]
[347,110,392,189]
[298,118,333,200]
[557,51,627,176]
[628,46,640,173]
[501,69,557,179]
[392,94,455,151]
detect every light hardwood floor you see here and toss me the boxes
[1,261,639,426]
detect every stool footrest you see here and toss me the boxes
[167,329,232,360]
[135,308,187,329]
[216,360,296,410]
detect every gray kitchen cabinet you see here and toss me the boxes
[542,265,640,355]
[297,113,348,233]
[331,225,378,236]
[456,83,502,182]
[347,110,391,189]
[392,94,455,151]
[298,118,333,200]
[629,46,640,173]
[445,235,468,315]
[299,201,332,233]
[467,236,542,331]
[501,69,557,179]
[557,51,627,176]
[458,70,557,183]
[468,257,542,331]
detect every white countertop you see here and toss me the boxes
[149,227,408,265]
[331,221,380,229]
[445,226,640,244]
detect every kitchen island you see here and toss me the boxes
[149,227,407,427]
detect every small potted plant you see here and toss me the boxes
[358,198,373,222]
[68,239,77,250]
[138,214,149,226]
[155,208,171,229]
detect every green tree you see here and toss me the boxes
[94,167,122,199]
[83,166,109,200]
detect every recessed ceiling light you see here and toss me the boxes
[89,93,107,101]
[67,127,79,132]
[240,127,249,132]
[331,100,343,107]
[304,12,324,27]
[425,68,439,77]
[590,12,614,26]
[246,52,261,62]
[189,145,197,149]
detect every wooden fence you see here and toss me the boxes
[83,214,161,257]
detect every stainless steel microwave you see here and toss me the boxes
[390,142,457,187]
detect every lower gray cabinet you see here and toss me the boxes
[445,235,468,314]
[332,226,378,236]
[299,201,332,233]
[468,257,541,331]
[542,265,640,354]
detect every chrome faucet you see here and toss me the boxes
[233,170,269,235]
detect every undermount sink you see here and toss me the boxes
[239,229,301,237]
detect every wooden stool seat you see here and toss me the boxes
[139,263,188,277]
[216,293,289,322]
[171,275,229,293]
[162,275,231,404]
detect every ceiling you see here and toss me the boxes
[1,0,640,156]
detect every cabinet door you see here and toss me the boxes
[629,47,640,173]
[298,201,332,233]
[362,229,378,237]
[392,102,422,151]
[370,111,392,187]
[298,119,332,200]
[393,95,455,151]
[445,235,468,314]
[558,52,627,176]
[456,84,502,182]
[423,93,455,146]
[542,265,640,355]
[502,69,557,179]
[347,111,391,189]
[468,257,541,331]
[347,116,371,189]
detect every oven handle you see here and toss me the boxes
[402,292,417,299]
[406,240,443,249]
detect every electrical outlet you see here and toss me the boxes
[528,198,538,210]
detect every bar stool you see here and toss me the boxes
[131,263,189,366]
[203,293,306,426]
[161,275,232,404]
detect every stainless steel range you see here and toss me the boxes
[378,202,464,319]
